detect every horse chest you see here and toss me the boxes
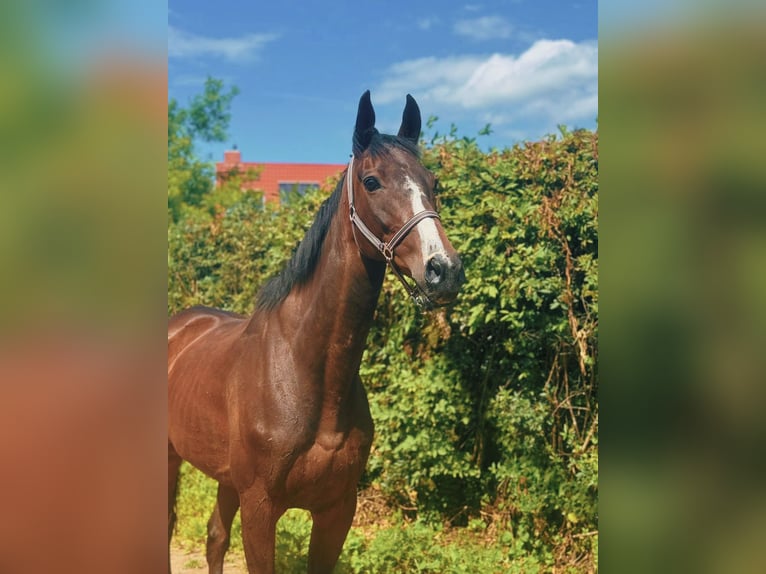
[284,432,369,509]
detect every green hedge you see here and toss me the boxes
[168,127,598,570]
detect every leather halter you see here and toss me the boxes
[347,157,441,308]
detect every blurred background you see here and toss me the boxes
[0,1,166,572]
[601,1,766,572]
[1,0,765,572]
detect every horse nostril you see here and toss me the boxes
[425,255,446,286]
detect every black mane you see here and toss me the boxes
[255,176,344,311]
[256,133,419,311]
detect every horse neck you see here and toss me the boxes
[295,201,385,351]
[250,189,385,431]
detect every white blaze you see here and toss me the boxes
[404,176,447,262]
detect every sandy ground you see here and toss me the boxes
[171,545,248,573]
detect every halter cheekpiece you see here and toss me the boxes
[346,157,441,308]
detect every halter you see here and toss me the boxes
[347,157,441,308]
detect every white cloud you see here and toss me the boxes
[418,17,440,30]
[375,39,598,127]
[453,16,513,40]
[168,26,278,62]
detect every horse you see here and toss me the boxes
[168,91,465,573]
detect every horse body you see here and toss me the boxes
[168,91,464,573]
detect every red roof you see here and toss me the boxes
[216,150,346,203]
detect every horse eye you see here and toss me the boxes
[363,176,381,192]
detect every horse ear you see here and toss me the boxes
[353,90,377,157]
[397,94,421,144]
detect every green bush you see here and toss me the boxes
[168,126,598,570]
[358,127,598,556]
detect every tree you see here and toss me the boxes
[168,77,239,222]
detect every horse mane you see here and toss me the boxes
[255,175,344,311]
[255,133,419,312]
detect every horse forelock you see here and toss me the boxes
[365,133,421,159]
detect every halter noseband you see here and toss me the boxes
[347,157,441,308]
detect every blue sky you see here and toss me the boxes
[169,0,597,164]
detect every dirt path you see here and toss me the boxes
[171,545,248,573]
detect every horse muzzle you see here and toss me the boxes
[422,252,466,306]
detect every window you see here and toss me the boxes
[278,181,319,203]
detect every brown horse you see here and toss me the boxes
[168,91,465,573]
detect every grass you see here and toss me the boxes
[172,463,594,573]
[183,558,204,569]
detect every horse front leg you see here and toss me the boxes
[239,488,282,574]
[307,493,357,574]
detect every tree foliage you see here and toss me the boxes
[168,114,598,569]
[362,126,598,564]
[168,77,239,222]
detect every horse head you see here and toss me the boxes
[347,90,465,308]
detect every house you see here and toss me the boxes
[215,150,346,204]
